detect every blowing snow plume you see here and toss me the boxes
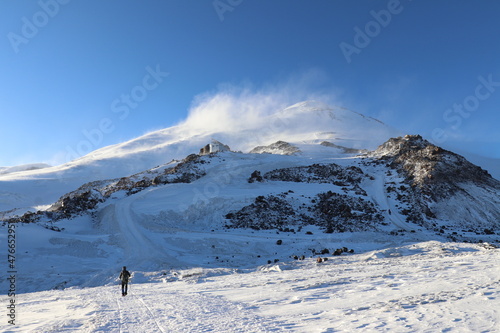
[180,70,340,136]
[178,78,401,152]
[0,75,400,212]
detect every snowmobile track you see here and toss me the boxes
[115,298,126,333]
[134,296,167,333]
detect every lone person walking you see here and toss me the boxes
[119,266,131,296]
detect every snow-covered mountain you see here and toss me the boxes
[1,101,499,332]
[0,101,401,214]
[0,163,51,175]
[370,135,500,233]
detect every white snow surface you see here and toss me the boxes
[0,101,402,213]
[1,149,499,332]
[0,163,51,175]
[1,101,499,332]
[2,233,499,332]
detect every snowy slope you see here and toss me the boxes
[1,101,500,332]
[1,240,499,332]
[0,163,51,175]
[0,101,401,214]
[1,153,499,332]
[2,145,498,293]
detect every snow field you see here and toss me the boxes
[0,102,499,332]
[2,241,499,332]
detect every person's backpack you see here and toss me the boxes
[121,270,130,283]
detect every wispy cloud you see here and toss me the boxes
[180,69,342,134]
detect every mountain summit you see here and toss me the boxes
[0,101,401,212]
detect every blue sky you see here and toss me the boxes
[1,0,499,166]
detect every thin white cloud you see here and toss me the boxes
[180,69,342,134]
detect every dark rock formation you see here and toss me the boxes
[248,170,264,183]
[250,141,301,155]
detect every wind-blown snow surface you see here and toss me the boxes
[0,163,51,175]
[1,148,499,332]
[0,101,402,214]
[1,101,499,332]
[2,240,499,332]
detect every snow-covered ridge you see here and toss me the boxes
[9,154,218,224]
[7,135,499,242]
[1,102,499,332]
[0,101,402,214]
[249,141,301,155]
[370,134,500,233]
[1,133,499,332]
[0,163,51,175]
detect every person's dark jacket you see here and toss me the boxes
[120,269,131,283]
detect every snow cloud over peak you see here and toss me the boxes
[180,70,341,134]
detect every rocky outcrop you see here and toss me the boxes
[199,140,231,155]
[225,190,383,233]
[372,135,498,198]
[152,154,207,186]
[250,141,301,155]
[50,189,105,219]
[247,170,264,183]
[313,191,383,233]
[225,193,304,230]
[263,163,368,196]
[370,135,500,233]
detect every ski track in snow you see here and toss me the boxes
[1,127,499,332]
[113,193,159,264]
[2,242,499,332]
[81,283,288,332]
[369,166,414,234]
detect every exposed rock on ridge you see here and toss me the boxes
[372,135,497,197]
[250,141,301,155]
[7,153,214,223]
[370,135,500,232]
